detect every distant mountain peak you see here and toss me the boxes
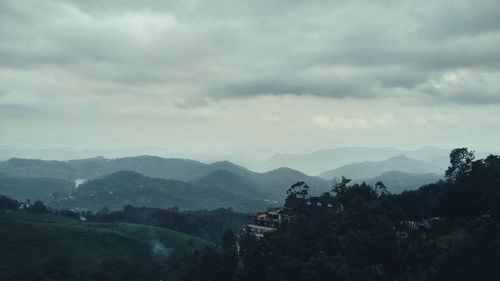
[390,154,409,159]
[319,155,443,180]
[102,170,146,179]
[210,160,236,166]
[265,167,306,175]
[263,146,450,175]
[208,160,249,172]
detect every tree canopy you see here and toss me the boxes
[175,149,500,281]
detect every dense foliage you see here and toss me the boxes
[0,210,208,281]
[1,148,499,281]
[0,175,73,202]
[78,205,248,243]
[178,149,500,281]
[0,194,19,210]
[51,170,271,212]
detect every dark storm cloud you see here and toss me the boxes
[0,0,499,106]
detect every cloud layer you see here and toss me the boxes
[0,0,499,158]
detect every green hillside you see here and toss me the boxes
[0,175,73,202]
[0,156,331,201]
[192,169,266,199]
[50,171,272,212]
[0,211,209,280]
[176,150,500,281]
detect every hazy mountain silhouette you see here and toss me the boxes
[0,175,73,202]
[52,171,272,212]
[192,169,266,199]
[0,156,331,201]
[264,146,450,175]
[319,155,442,180]
[357,170,443,193]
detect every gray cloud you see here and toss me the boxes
[1,0,499,105]
[0,0,500,158]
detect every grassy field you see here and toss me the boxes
[0,210,209,278]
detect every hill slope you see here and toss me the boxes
[319,155,442,180]
[192,169,266,198]
[0,211,208,280]
[257,167,330,197]
[357,170,443,193]
[0,156,209,181]
[0,175,73,202]
[264,146,451,175]
[50,171,272,212]
[0,156,331,202]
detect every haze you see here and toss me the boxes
[1,0,499,164]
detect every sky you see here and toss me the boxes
[1,0,499,162]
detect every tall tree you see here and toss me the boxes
[445,148,475,183]
[287,182,310,198]
[331,177,351,196]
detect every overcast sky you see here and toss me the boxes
[1,0,499,161]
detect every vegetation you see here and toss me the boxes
[0,156,331,200]
[0,209,209,281]
[0,175,73,202]
[50,170,272,212]
[76,205,248,243]
[177,149,500,281]
[1,148,499,280]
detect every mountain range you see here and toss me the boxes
[319,155,443,180]
[0,151,453,212]
[51,170,272,212]
[0,156,331,212]
[357,170,444,193]
[264,146,451,175]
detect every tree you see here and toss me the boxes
[222,229,237,250]
[98,206,110,215]
[221,229,238,280]
[287,181,310,199]
[197,246,225,281]
[445,148,475,183]
[0,195,19,210]
[30,201,48,213]
[375,181,389,196]
[331,177,351,196]
[319,192,333,200]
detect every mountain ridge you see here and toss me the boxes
[50,170,274,212]
[264,146,450,175]
[319,155,442,180]
[356,170,444,193]
[0,156,331,201]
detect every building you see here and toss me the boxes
[246,196,341,238]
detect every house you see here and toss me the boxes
[246,196,341,238]
[247,207,291,238]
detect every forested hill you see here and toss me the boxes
[1,148,499,281]
[177,149,500,281]
[0,156,330,201]
[0,208,210,281]
[50,171,272,212]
